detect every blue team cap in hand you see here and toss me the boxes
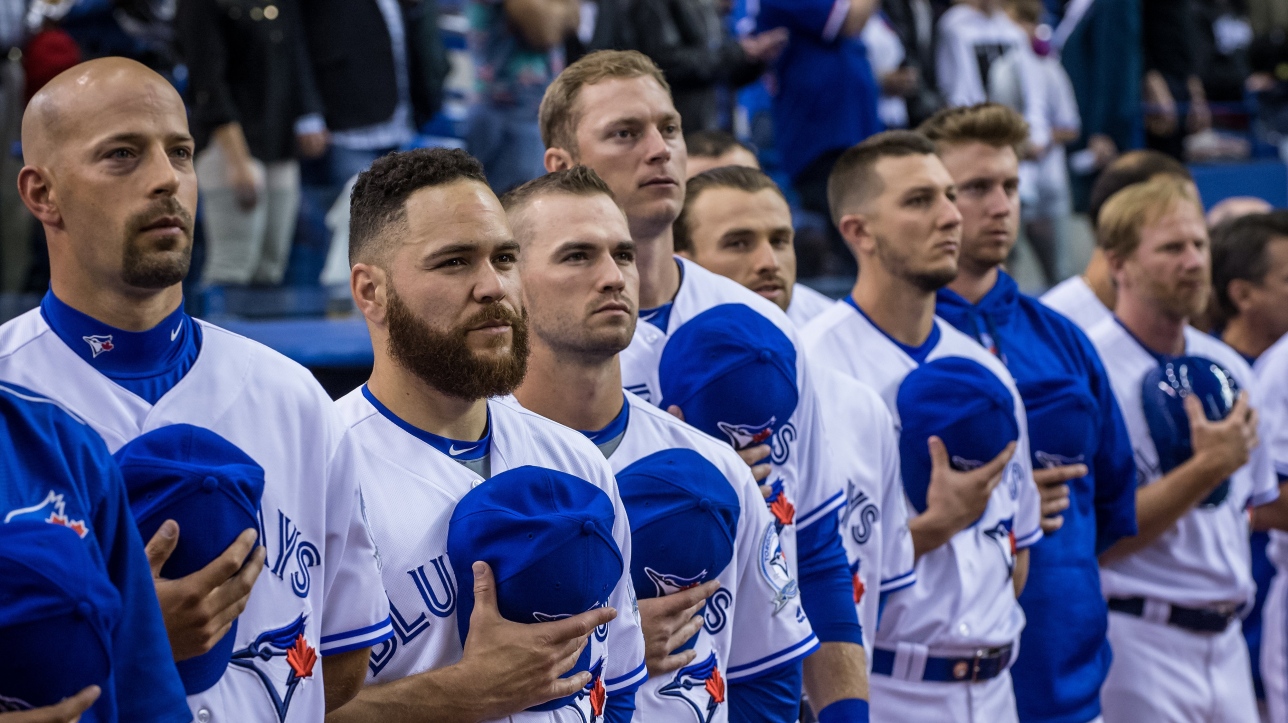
[113,423,265,694]
[448,465,622,712]
[1141,356,1241,507]
[0,520,120,717]
[658,303,798,456]
[617,448,741,600]
[896,357,1019,515]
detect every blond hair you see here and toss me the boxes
[918,103,1030,154]
[539,50,671,154]
[1098,175,1203,259]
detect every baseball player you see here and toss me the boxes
[1211,212,1288,711]
[669,164,917,659]
[328,149,646,722]
[801,130,1043,722]
[0,381,188,722]
[920,103,1138,723]
[672,165,838,327]
[1084,176,1282,722]
[685,130,761,179]
[1040,150,1194,331]
[540,50,870,720]
[507,166,822,721]
[0,58,391,721]
[1252,316,1288,723]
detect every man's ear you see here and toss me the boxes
[545,147,574,173]
[351,262,388,326]
[837,213,873,258]
[17,166,61,228]
[1227,278,1256,315]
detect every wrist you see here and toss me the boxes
[1187,450,1239,485]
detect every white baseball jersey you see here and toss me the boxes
[556,392,820,722]
[0,310,392,723]
[1255,334,1288,571]
[1088,320,1278,608]
[801,301,1042,652]
[335,391,648,721]
[786,283,834,328]
[815,369,916,662]
[621,257,845,580]
[1040,275,1112,333]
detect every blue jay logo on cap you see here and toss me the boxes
[759,523,798,614]
[645,568,708,597]
[229,614,317,722]
[1035,451,1085,469]
[82,334,114,357]
[0,694,33,712]
[982,517,1017,577]
[660,651,725,722]
[4,491,87,538]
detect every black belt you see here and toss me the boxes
[872,644,1014,682]
[1108,596,1237,633]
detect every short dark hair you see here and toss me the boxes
[918,103,1029,154]
[499,166,616,214]
[1211,210,1288,322]
[827,131,938,226]
[674,166,786,252]
[686,130,755,160]
[1089,150,1193,229]
[349,148,488,265]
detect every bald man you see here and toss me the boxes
[1,58,391,721]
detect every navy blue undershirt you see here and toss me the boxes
[844,295,941,364]
[361,384,491,464]
[41,291,202,405]
[638,260,686,332]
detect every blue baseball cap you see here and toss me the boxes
[113,424,265,695]
[1018,375,1098,472]
[616,448,741,599]
[1142,355,1241,507]
[896,357,1019,515]
[658,304,798,455]
[0,520,120,716]
[448,466,622,712]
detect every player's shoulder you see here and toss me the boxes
[0,308,55,362]
[799,298,857,349]
[787,284,834,327]
[0,379,90,431]
[1185,327,1256,383]
[491,396,613,477]
[333,385,378,430]
[816,368,892,424]
[623,393,751,473]
[676,257,797,339]
[196,320,334,406]
[1255,332,1288,380]
[1016,292,1102,357]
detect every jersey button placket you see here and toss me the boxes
[197,709,211,723]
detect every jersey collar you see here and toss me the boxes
[577,394,631,444]
[40,290,196,379]
[844,294,942,364]
[1113,316,1185,364]
[361,384,491,461]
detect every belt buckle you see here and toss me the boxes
[951,649,990,682]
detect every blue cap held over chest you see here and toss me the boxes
[1141,355,1240,507]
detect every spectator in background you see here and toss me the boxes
[935,0,1029,109]
[1141,0,1212,158]
[863,11,918,129]
[882,0,944,126]
[631,0,787,133]
[685,129,760,176]
[1,2,28,293]
[299,0,449,193]
[1196,0,1255,107]
[177,0,323,287]
[467,0,578,192]
[756,0,882,276]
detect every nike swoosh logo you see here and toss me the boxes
[170,324,181,341]
[449,444,479,457]
[639,310,660,321]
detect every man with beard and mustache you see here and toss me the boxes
[540,51,871,723]
[0,58,392,721]
[507,166,821,723]
[329,148,646,723]
[801,130,1041,722]
[1083,176,1286,722]
[920,103,1137,723]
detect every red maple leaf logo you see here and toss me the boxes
[1008,530,1017,556]
[705,667,726,704]
[589,675,606,716]
[769,495,795,526]
[46,513,88,538]
[852,573,866,604]
[101,341,113,352]
[750,429,773,445]
[287,634,316,680]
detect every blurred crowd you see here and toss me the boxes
[2,0,1288,298]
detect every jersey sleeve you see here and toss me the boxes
[757,0,851,44]
[727,465,819,682]
[1012,392,1044,550]
[1082,332,1138,552]
[319,427,394,656]
[877,413,915,594]
[795,359,847,532]
[1244,372,1281,507]
[599,461,649,694]
[85,433,191,722]
[1257,352,1288,477]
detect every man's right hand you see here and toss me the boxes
[1033,463,1083,534]
[0,686,99,723]
[638,581,719,676]
[452,562,618,720]
[145,521,265,661]
[1188,392,1258,482]
[911,438,1016,557]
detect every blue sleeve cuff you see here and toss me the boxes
[797,510,863,645]
[819,698,870,723]
[605,688,636,723]
[320,616,395,656]
[728,659,804,723]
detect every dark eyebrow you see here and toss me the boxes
[96,132,194,147]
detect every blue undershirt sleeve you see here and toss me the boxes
[796,511,864,645]
[728,659,804,723]
[605,688,636,723]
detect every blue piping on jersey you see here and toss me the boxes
[843,295,941,364]
[578,395,630,444]
[361,385,491,461]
